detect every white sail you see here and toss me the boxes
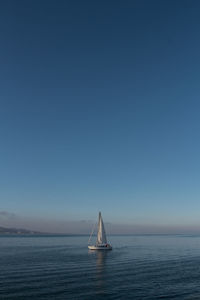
[97,212,107,245]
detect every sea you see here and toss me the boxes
[1,234,200,299]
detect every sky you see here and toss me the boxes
[1,0,200,233]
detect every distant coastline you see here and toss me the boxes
[0,226,88,236]
[0,226,44,235]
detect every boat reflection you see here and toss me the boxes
[89,250,109,295]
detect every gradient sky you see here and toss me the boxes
[1,0,200,233]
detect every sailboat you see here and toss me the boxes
[88,212,112,250]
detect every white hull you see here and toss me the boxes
[88,244,112,250]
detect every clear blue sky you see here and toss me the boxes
[1,0,200,232]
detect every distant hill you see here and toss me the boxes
[0,226,43,235]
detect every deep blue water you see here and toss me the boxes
[1,235,200,299]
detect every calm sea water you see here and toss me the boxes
[1,235,200,299]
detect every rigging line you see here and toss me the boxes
[88,222,97,245]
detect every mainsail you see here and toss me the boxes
[97,212,107,245]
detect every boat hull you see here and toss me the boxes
[88,244,112,250]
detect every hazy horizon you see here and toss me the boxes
[2,210,200,235]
